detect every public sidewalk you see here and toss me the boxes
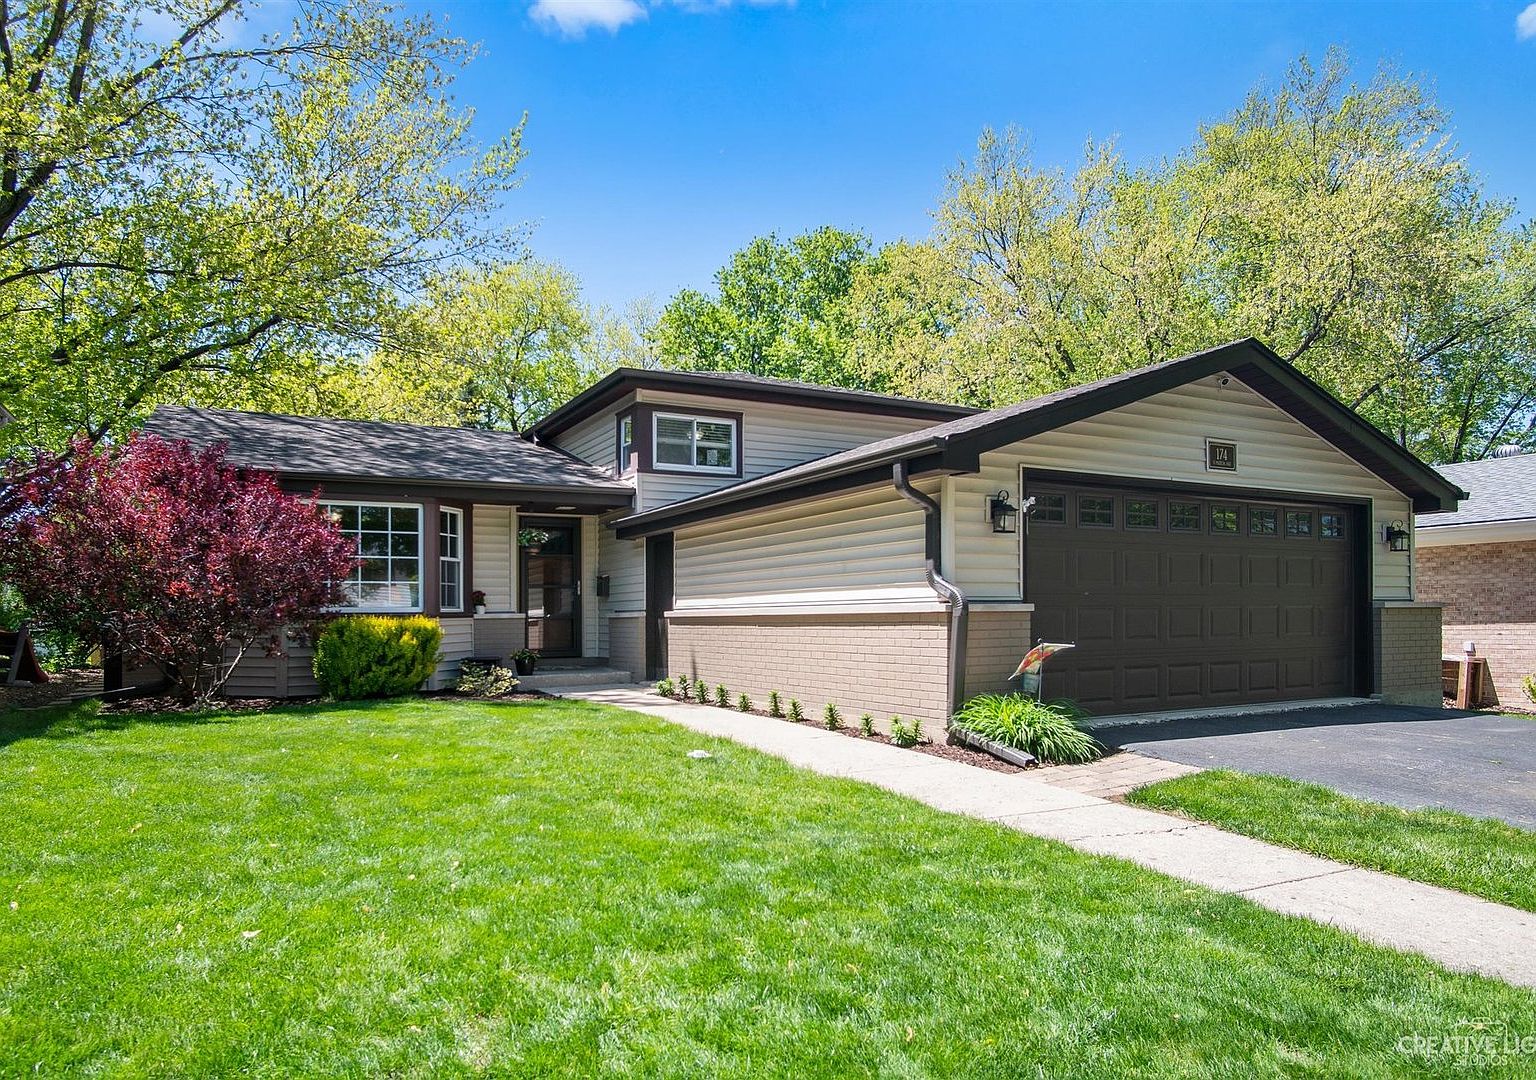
[561,686,1536,991]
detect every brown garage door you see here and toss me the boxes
[1026,480,1359,715]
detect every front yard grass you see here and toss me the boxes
[1129,769,1536,913]
[2,698,1533,1076]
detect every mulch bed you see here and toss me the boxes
[0,669,104,711]
[662,693,1031,773]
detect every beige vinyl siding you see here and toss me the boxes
[430,618,475,689]
[472,505,518,611]
[557,412,620,473]
[635,390,940,512]
[579,516,600,657]
[673,481,937,611]
[944,372,1416,601]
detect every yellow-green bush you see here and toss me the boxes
[312,615,443,700]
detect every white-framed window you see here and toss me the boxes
[319,501,423,611]
[617,414,635,473]
[653,412,737,474]
[439,507,464,611]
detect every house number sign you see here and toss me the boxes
[1206,439,1238,472]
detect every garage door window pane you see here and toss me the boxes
[1032,493,1066,523]
[1170,501,1201,531]
[1249,507,1278,535]
[1078,496,1114,527]
[1321,512,1346,539]
[1126,499,1159,529]
[1286,510,1313,538]
[1210,505,1239,533]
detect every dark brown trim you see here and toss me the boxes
[280,477,631,515]
[615,408,636,477]
[529,367,976,442]
[642,403,744,480]
[613,448,977,539]
[1021,468,1374,510]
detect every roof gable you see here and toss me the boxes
[613,339,1464,539]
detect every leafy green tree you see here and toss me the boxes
[927,51,1536,460]
[654,226,874,385]
[0,0,524,452]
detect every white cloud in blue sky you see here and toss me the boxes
[529,0,795,39]
[1519,3,1536,40]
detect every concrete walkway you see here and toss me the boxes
[563,686,1536,990]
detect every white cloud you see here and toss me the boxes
[530,0,794,38]
[530,0,647,37]
[1519,2,1536,40]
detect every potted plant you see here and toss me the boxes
[471,589,487,615]
[511,647,539,676]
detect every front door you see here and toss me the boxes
[645,533,674,680]
[520,519,580,658]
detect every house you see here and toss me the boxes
[141,338,1462,722]
[1416,449,1536,706]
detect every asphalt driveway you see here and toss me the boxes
[1095,704,1536,828]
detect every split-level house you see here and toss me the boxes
[142,339,1463,725]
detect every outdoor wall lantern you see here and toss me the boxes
[1384,520,1410,552]
[989,490,1020,534]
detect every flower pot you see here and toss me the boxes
[514,657,536,676]
[474,605,487,615]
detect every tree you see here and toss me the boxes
[654,226,874,385]
[925,52,1536,460]
[0,0,524,453]
[0,434,356,703]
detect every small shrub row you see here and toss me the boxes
[651,675,928,747]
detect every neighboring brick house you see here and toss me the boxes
[1416,451,1536,707]
[142,338,1463,721]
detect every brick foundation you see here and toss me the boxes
[1416,540,1536,706]
[1372,603,1443,706]
[962,608,1033,700]
[665,611,951,729]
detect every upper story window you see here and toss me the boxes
[617,414,635,474]
[320,502,422,611]
[653,412,737,474]
[439,508,463,611]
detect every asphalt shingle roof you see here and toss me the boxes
[142,407,632,493]
[1422,453,1536,528]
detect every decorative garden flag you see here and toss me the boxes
[1011,642,1076,698]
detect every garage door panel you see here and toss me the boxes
[1027,481,1357,716]
[1167,552,1202,587]
[1247,555,1279,586]
[1208,553,1242,587]
[1123,550,1160,588]
[1208,605,1242,641]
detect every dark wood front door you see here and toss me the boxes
[520,519,580,658]
[1026,479,1359,715]
[645,533,674,680]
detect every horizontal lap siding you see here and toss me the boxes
[673,483,934,609]
[635,391,939,512]
[560,413,618,473]
[948,373,1417,602]
[472,505,517,612]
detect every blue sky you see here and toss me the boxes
[422,1,1536,313]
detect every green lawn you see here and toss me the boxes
[2,699,1533,1077]
[1129,769,1536,914]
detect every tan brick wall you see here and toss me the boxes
[1417,540,1536,706]
[608,615,645,680]
[962,609,1033,700]
[1372,603,1443,706]
[666,611,951,729]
